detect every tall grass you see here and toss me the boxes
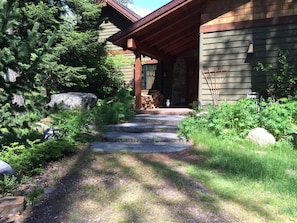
[187,131,297,219]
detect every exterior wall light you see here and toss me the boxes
[247,40,254,54]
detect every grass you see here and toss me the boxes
[186,131,297,222]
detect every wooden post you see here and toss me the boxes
[134,50,142,109]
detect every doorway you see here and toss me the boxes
[186,57,198,105]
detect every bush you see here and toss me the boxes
[178,98,297,141]
[93,88,135,126]
[256,50,297,99]
[50,108,91,143]
[0,139,77,176]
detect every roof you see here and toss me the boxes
[96,0,141,23]
[108,0,204,61]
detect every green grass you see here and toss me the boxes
[186,131,297,221]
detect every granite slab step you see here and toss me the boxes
[131,114,186,125]
[106,123,178,133]
[90,142,192,153]
[102,132,187,143]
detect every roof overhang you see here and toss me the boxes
[108,0,204,61]
[96,0,141,23]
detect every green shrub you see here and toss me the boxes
[178,98,297,141]
[93,88,135,126]
[0,175,19,195]
[0,139,77,176]
[256,50,297,99]
[260,98,297,140]
[50,108,91,143]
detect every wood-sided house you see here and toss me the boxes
[97,0,158,88]
[108,0,297,109]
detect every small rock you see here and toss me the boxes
[0,196,26,221]
[246,127,276,146]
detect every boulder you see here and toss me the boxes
[0,160,14,176]
[47,92,97,109]
[246,128,276,146]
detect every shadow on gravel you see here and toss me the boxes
[23,148,94,223]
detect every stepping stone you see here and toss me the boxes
[107,123,178,133]
[131,114,186,125]
[90,142,192,153]
[103,132,187,143]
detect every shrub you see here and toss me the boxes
[0,139,77,176]
[93,88,135,126]
[50,108,91,143]
[178,98,297,141]
[256,50,297,99]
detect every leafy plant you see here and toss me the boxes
[0,140,77,176]
[256,50,297,99]
[178,98,297,141]
[50,108,91,143]
[93,88,135,126]
[0,175,19,195]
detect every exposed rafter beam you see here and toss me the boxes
[127,38,175,62]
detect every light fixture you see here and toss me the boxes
[247,40,254,54]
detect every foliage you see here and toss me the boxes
[0,140,77,176]
[256,50,297,99]
[93,88,135,126]
[178,98,297,141]
[0,175,19,195]
[50,108,92,143]
[0,0,125,143]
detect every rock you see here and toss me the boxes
[47,92,97,109]
[0,160,14,176]
[246,127,276,146]
[42,128,61,141]
[33,122,51,133]
[0,196,26,221]
[12,94,25,107]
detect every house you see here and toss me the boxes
[108,0,297,109]
[97,0,158,88]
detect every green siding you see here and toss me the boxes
[199,23,297,105]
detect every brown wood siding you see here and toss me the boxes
[201,0,297,27]
[199,23,297,105]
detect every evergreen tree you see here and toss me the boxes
[0,0,124,137]
[1,0,124,99]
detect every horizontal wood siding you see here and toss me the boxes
[199,23,297,105]
[202,0,297,27]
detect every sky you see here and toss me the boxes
[128,0,172,17]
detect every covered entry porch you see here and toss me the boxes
[108,0,203,109]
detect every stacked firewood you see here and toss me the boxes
[150,90,163,108]
[141,95,155,109]
[141,90,164,109]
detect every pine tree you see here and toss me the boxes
[0,0,124,135]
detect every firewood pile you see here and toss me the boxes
[141,90,164,109]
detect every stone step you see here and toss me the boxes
[106,123,178,133]
[90,141,192,153]
[102,132,187,143]
[131,114,186,125]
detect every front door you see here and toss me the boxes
[186,57,198,104]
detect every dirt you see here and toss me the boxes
[7,145,239,223]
